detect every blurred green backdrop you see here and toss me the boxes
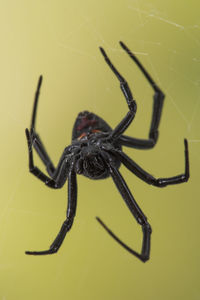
[0,0,199,299]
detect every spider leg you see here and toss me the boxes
[25,128,66,188]
[29,75,55,176]
[99,47,137,140]
[118,42,165,149]
[98,152,152,262]
[26,168,77,255]
[108,139,189,186]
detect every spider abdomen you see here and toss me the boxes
[72,111,112,141]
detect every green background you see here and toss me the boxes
[0,0,199,299]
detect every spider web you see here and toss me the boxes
[57,2,200,136]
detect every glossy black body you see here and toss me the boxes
[71,111,121,179]
[25,42,189,261]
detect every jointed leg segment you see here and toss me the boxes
[25,128,58,189]
[97,152,152,262]
[25,76,78,256]
[26,168,77,255]
[100,47,137,140]
[97,135,189,262]
[100,42,165,148]
[30,75,55,176]
[108,139,189,187]
[118,42,165,149]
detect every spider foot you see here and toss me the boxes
[25,247,58,256]
[96,217,150,262]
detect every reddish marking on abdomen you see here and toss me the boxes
[91,129,101,133]
[77,129,101,140]
[77,132,87,140]
[77,117,97,131]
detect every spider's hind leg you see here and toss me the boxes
[96,217,152,262]
[26,168,77,255]
[98,152,152,262]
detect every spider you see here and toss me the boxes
[25,41,189,262]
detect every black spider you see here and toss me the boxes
[25,41,189,262]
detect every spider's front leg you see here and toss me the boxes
[29,75,55,177]
[25,128,58,188]
[118,42,165,149]
[100,47,137,140]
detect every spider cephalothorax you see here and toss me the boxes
[25,41,189,261]
[71,112,121,179]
